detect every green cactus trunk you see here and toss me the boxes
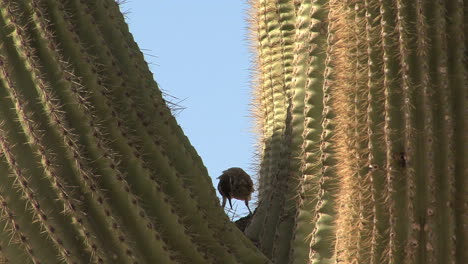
[247,0,466,263]
[0,1,269,263]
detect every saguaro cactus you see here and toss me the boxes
[0,0,466,263]
[247,0,466,263]
[0,1,268,263]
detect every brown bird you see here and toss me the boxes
[217,167,254,214]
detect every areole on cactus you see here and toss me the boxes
[0,0,465,264]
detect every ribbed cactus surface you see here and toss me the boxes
[247,0,466,263]
[0,1,269,263]
[328,1,466,263]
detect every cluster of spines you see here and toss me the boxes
[0,0,269,263]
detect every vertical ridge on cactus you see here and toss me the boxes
[291,0,332,263]
[446,0,467,263]
[363,0,387,262]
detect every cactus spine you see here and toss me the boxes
[248,0,466,263]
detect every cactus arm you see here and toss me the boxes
[256,0,295,255]
[59,1,267,262]
[0,1,270,263]
[0,31,105,263]
[245,2,293,257]
[254,1,289,241]
[88,0,216,195]
[256,0,276,200]
[82,4,265,261]
[50,1,249,262]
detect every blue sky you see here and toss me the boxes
[120,1,256,217]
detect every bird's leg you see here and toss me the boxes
[221,196,227,208]
[245,200,252,215]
